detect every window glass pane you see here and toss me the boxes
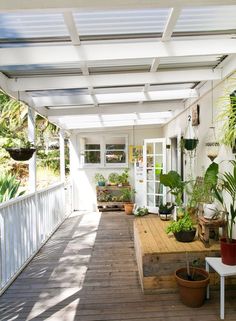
[155,195,163,207]
[146,143,153,154]
[85,151,100,163]
[105,136,127,164]
[155,142,163,154]
[155,182,163,194]
[147,155,154,168]
[147,195,154,206]
[106,151,126,163]
[106,144,125,150]
[147,169,154,180]
[147,182,154,193]
[85,144,100,150]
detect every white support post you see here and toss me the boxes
[59,129,65,182]
[28,108,36,193]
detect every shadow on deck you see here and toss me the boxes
[0,211,236,321]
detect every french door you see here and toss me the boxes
[144,139,166,212]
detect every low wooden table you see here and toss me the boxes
[198,216,227,247]
[134,215,221,293]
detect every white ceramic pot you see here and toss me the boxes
[203,203,218,219]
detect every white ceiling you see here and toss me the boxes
[0,0,236,131]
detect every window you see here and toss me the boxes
[81,137,101,165]
[80,135,127,167]
[84,144,101,164]
[105,137,126,164]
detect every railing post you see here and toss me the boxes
[60,129,66,182]
[28,108,39,248]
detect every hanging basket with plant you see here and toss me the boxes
[4,138,36,161]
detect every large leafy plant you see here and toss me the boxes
[160,170,187,206]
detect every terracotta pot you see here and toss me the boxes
[220,238,236,265]
[175,267,210,308]
[174,229,196,242]
[124,203,134,215]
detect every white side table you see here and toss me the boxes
[205,257,236,320]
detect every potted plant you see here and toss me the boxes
[108,172,119,185]
[160,170,188,219]
[175,254,210,307]
[4,137,36,161]
[159,203,174,221]
[166,213,196,242]
[213,160,236,265]
[94,173,106,186]
[118,168,130,186]
[217,84,236,152]
[201,162,219,219]
[134,206,149,216]
[120,187,136,215]
[182,138,199,151]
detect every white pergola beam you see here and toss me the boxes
[162,7,182,41]
[46,101,184,117]
[10,69,221,91]
[1,39,236,66]
[0,0,235,11]
[63,11,80,45]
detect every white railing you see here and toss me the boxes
[0,182,68,294]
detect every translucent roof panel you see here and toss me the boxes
[0,13,69,40]
[0,63,83,77]
[175,6,236,33]
[73,9,169,37]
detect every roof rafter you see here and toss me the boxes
[10,69,221,91]
[162,7,182,41]
[1,39,236,66]
[46,101,184,117]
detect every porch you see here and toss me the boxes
[1,211,236,321]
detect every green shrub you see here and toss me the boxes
[0,173,25,203]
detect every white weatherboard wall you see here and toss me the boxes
[164,74,235,177]
[71,126,163,211]
[163,73,236,237]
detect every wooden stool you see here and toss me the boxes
[198,216,227,247]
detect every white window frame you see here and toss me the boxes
[79,134,128,168]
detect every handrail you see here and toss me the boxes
[0,182,64,210]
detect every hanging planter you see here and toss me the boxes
[183,115,198,151]
[6,147,36,161]
[183,138,198,151]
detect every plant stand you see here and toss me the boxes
[198,216,227,247]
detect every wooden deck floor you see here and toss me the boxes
[0,211,236,321]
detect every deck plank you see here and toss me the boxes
[0,211,236,321]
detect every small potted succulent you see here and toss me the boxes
[108,172,120,185]
[94,173,106,186]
